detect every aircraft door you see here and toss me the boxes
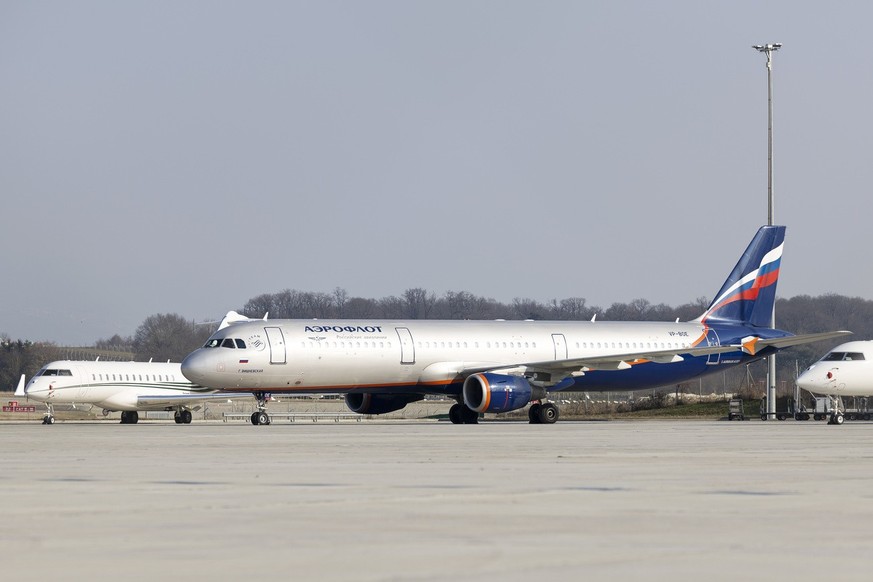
[396,327,415,364]
[552,334,568,360]
[705,328,720,365]
[265,327,287,365]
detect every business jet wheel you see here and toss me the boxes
[832,413,844,425]
[529,403,542,424]
[538,403,559,424]
[43,415,55,425]
[256,412,271,426]
[181,410,192,424]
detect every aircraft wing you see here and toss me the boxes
[457,330,853,384]
[136,392,252,410]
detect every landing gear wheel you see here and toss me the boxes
[43,415,55,425]
[256,411,271,426]
[529,403,542,424]
[831,413,844,425]
[174,412,183,424]
[458,406,478,424]
[537,402,559,424]
[448,403,463,424]
[250,412,260,425]
[181,410,192,424]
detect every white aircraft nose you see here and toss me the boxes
[796,364,832,393]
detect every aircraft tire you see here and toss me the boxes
[448,404,463,424]
[181,410,193,424]
[43,416,55,425]
[250,412,260,425]
[174,413,182,424]
[130,411,138,424]
[256,412,270,426]
[529,404,542,424]
[538,403,559,424]
[833,413,844,425]
[460,406,478,424]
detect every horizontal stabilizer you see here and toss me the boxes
[743,330,852,353]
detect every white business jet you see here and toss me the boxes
[15,359,241,425]
[796,341,873,425]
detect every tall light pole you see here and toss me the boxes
[753,42,781,419]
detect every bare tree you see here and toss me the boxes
[133,313,206,362]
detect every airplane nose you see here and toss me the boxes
[180,351,205,384]
[796,365,823,391]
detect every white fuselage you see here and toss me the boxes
[181,318,737,394]
[796,341,873,397]
[23,361,202,411]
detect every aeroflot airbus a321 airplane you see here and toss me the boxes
[15,360,243,425]
[181,226,850,426]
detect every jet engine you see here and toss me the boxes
[463,373,542,413]
[344,393,425,415]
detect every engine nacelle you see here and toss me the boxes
[344,393,425,415]
[463,373,538,413]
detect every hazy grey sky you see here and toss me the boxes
[3,1,872,345]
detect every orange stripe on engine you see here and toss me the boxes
[480,374,490,412]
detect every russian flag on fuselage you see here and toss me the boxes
[700,226,785,327]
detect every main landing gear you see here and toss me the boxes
[120,411,139,424]
[448,403,480,424]
[250,392,271,426]
[528,401,559,424]
[447,400,560,424]
[174,409,193,424]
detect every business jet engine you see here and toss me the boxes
[463,373,543,413]
[345,393,425,415]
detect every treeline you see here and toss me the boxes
[2,289,871,396]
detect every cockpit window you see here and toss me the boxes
[204,337,246,349]
[37,369,73,376]
[823,352,865,361]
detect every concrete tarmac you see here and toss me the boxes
[3,419,873,581]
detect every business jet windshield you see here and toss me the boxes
[204,338,247,349]
[822,351,865,361]
[36,369,73,376]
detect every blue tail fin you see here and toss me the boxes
[698,225,785,327]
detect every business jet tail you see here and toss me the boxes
[14,374,26,396]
